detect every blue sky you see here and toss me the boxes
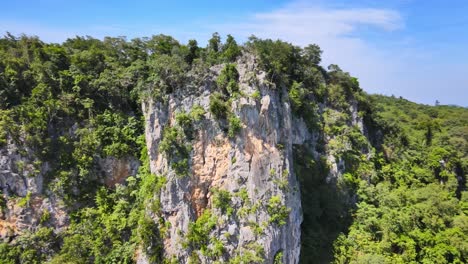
[1,0,467,106]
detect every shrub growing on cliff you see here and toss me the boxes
[209,93,228,119]
[175,111,193,138]
[205,32,222,64]
[221,35,241,62]
[92,111,142,158]
[228,115,242,138]
[17,192,31,208]
[288,81,320,130]
[190,105,206,121]
[159,126,190,176]
[274,251,284,264]
[267,195,290,226]
[289,81,305,112]
[185,210,217,253]
[212,189,233,216]
[0,110,15,147]
[216,64,239,95]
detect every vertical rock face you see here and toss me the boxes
[0,137,139,241]
[0,141,46,197]
[98,156,140,188]
[143,55,303,263]
[0,139,69,241]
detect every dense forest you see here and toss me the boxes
[0,32,466,263]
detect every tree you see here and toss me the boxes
[208,32,221,53]
[206,32,222,64]
[302,44,322,65]
[186,39,199,64]
[222,34,241,62]
[146,34,180,56]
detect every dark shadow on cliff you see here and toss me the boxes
[293,145,355,264]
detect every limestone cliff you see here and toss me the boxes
[0,35,375,263]
[0,136,139,241]
[142,54,303,263]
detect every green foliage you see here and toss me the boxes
[17,192,31,208]
[229,242,265,264]
[237,187,250,205]
[1,33,466,264]
[185,209,217,253]
[142,53,189,97]
[302,44,322,65]
[328,95,468,263]
[209,92,229,119]
[289,81,305,112]
[0,227,59,264]
[211,189,233,216]
[274,250,284,264]
[210,238,225,257]
[251,90,261,100]
[50,149,167,263]
[190,105,206,121]
[273,169,290,191]
[221,35,241,62]
[228,115,242,138]
[89,111,141,158]
[175,106,207,140]
[206,32,222,64]
[186,39,200,64]
[288,81,320,130]
[159,126,190,176]
[267,196,290,226]
[247,37,302,86]
[40,209,51,224]
[176,111,193,137]
[0,110,15,147]
[216,63,239,95]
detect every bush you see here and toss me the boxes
[267,196,290,226]
[221,35,241,62]
[138,216,163,262]
[251,90,261,100]
[176,111,193,137]
[159,126,190,176]
[274,251,284,264]
[185,210,217,252]
[209,93,228,119]
[216,64,239,95]
[0,110,14,147]
[18,192,31,208]
[228,115,242,138]
[289,81,305,113]
[211,189,233,216]
[190,105,206,121]
[143,54,189,96]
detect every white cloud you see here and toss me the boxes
[210,2,466,106]
[1,1,465,105]
[210,2,403,96]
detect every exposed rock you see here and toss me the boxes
[0,139,47,197]
[0,139,139,240]
[0,194,67,241]
[99,156,140,187]
[142,54,302,263]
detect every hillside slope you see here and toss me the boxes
[0,33,466,263]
